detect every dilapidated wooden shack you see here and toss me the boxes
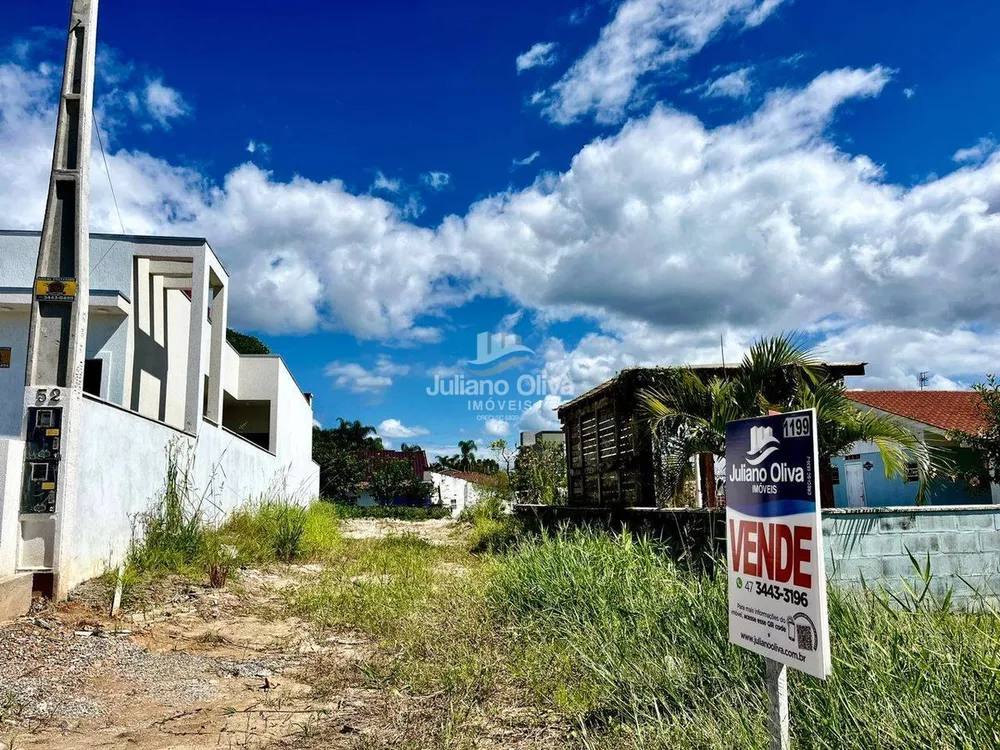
[556,362,867,508]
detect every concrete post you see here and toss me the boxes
[766,658,790,750]
[20,0,99,600]
[205,280,227,425]
[183,253,209,435]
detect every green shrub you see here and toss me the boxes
[467,516,522,554]
[300,501,342,558]
[217,500,310,563]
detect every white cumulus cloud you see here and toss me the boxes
[324,356,409,394]
[538,0,787,123]
[696,67,753,99]
[953,137,998,165]
[484,418,511,436]
[421,171,451,190]
[511,150,541,169]
[377,418,430,439]
[143,78,190,129]
[516,42,558,73]
[3,48,1000,400]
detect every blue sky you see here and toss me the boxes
[2,0,1000,460]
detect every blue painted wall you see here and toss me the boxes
[831,450,983,507]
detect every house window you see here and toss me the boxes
[831,466,840,485]
[904,461,919,483]
[83,358,103,398]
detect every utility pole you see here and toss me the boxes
[20,0,99,599]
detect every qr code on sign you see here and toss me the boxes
[796,623,815,651]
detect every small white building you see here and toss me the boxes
[0,230,319,593]
[426,469,494,516]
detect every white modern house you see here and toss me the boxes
[0,230,319,596]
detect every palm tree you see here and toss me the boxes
[457,440,477,471]
[333,418,380,447]
[638,334,940,506]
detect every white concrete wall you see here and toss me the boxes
[0,439,25,575]
[61,395,319,588]
[163,288,191,429]
[426,472,483,516]
[0,311,29,438]
[85,313,129,405]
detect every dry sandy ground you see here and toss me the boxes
[0,520,564,750]
[338,517,456,545]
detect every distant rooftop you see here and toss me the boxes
[846,390,986,434]
[558,361,868,413]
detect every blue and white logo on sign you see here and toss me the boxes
[746,425,780,465]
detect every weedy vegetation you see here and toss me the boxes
[287,526,1000,750]
[88,445,1000,749]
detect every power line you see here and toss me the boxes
[91,106,126,272]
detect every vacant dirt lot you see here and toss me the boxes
[0,520,564,750]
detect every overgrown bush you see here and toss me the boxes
[458,480,522,553]
[216,500,311,563]
[369,459,432,505]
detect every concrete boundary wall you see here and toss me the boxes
[514,504,1000,607]
[64,396,319,589]
[823,506,1000,607]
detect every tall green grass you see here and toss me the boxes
[112,444,341,600]
[484,531,1000,749]
[284,533,445,635]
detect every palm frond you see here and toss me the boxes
[739,332,824,388]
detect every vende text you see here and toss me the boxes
[730,520,812,588]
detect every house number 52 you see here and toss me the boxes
[35,388,61,404]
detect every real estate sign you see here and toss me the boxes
[725,409,831,679]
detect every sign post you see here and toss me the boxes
[725,409,831,749]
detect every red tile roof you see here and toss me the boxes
[431,469,500,485]
[845,390,986,433]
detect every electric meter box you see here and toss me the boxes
[21,407,62,514]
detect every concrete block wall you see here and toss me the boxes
[822,507,1000,607]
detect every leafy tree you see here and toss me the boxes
[490,439,516,480]
[313,418,382,502]
[432,454,460,470]
[368,459,432,506]
[513,440,567,504]
[226,329,270,355]
[639,334,940,506]
[315,446,365,503]
[948,375,999,494]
